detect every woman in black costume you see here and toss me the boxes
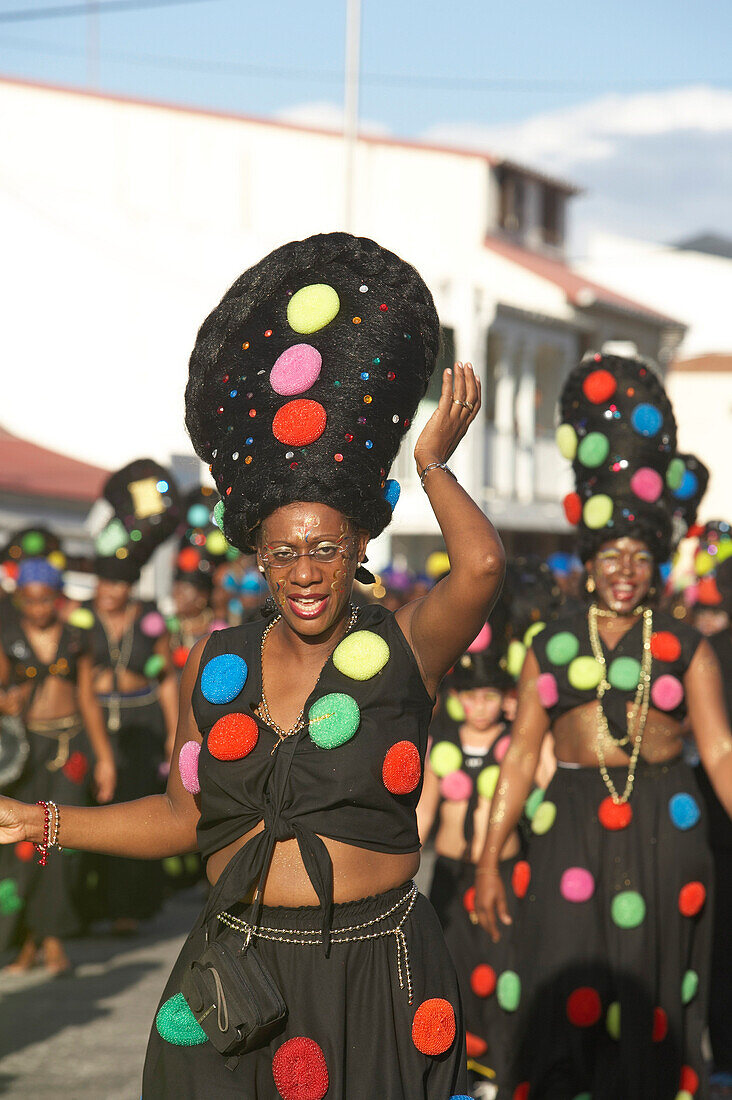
[0,232,504,1099]
[0,558,115,972]
[477,352,732,1100]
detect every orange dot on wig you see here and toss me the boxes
[650,632,682,663]
[465,1031,487,1058]
[208,712,259,761]
[652,1006,668,1042]
[679,881,706,917]
[598,796,633,831]
[566,986,601,1027]
[411,997,456,1056]
[177,546,201,572]
[382,740,421,795]
[563,492,582,526]
[470,964,496,998]
[583,369,617,404]
[512,860,531,899]
[272,400,327,447]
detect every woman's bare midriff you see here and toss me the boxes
[206,824,420,906]
[93,668,152,696]
[553,701,685,767]
[26,678,79,724]
[434,798,520,863]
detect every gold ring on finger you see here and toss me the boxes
[464,400,474,411]
[468,911,479,925]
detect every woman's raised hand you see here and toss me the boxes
[414,362,481,474]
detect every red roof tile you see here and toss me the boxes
[670,353,732,373]
[0,426,107,503]
[484,235,680,326]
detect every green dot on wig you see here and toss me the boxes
[21,531,45,555]
[556,423,578,460]
[583,494,614,530]
[577,431,610,468]
[213,500,225,529]
[666,457,686,491]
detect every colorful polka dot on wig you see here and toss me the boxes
[269,344,322,396]
[582,369,617,404]
[208,713,258,760]
[286,283,340,334]
[631,403,663,438]
[271,1036,329,1100]
[200,653,248,704]
[556,423,578,459]
[630,466,663,503]
[563,492,582,525]
[272,399,327,447]
[577,431,610,468]
[411,997,456,1055]
[382,740,421,795]
[582,494,614,530]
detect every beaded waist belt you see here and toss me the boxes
[26,714,83,771]
[218,881,419,1003]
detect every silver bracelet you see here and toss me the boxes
[419,461,455,490]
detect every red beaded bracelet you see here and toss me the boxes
[35,800,51,866]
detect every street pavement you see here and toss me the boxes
[0,888,201,1099]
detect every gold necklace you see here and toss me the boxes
[593,604,645,618]
[258,604,359,754]
[588,603,653,804]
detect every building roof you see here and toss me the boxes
[0,73,579,196]
[484,235,681,326]
[670,353,732,373]
[673,234,732,260]
[0,426,108,503]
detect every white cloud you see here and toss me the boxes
[276,100,391,137]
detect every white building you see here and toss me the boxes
[0,76,683,568]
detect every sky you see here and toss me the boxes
[0,0,730,250]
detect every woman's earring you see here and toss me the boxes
[586,576,596,594]
[257,565,265,574]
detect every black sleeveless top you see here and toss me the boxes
[85,601,167,680]
[0,617,88,686]
[531,608,703,753]
[190,604,433,940]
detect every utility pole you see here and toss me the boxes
[343,0,361,232]
[87,0,100,87]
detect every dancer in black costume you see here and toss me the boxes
[0,232,505,1099]
[476,352,732,1100]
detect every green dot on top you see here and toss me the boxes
[308,692,360,749]
[546,632,580,666]
[577,431,610,468]
[608,656,641,691]
[525,787,545,821]
[611,889,646,929]
[666,457,686,491]
[568,656,604,691]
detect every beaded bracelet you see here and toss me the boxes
[34,801,62,866]
[419,461,456,491]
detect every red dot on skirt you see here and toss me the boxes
[512,860,531,898]
[598,796,633,830]
[678,881,706,917]
[513,1084,530,1100]
[470,964,496,998]
[465,1031,487,1058]
[463,885,476,913]
[411,997,456,1056]
[271,1036,328,1100]
[652,1006,668,1042]
[566,986,601,1027]
[679,1065,699,1094]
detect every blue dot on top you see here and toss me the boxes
[200,653,248,704]
[674,470,699,502]
[669,792,701,830]
[630,403,663,438]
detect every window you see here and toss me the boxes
[483,330,500,423]
[425,327,456,402]
[534,344,566,435]
[541,186,563,247]
[498,169,526,234]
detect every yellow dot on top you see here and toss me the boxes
[287,284,341,334]
[332,630,390,681]
[477,764,500,800]
[523,621,546,648]
[568,656,604,691]
[364,395,373,404]
[532,800,557,834]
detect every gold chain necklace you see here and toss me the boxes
[588,603,653,804]
[258,604,359,754]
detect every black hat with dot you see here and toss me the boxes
[94,459,182,582]
[175,486,238,589]
[185,232,440,552]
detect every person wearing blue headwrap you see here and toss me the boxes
[17,559,63,591]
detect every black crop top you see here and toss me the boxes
[188,604,433,940]
[531,608,703,753]
[0,617,88,686]
[86,601,167,681]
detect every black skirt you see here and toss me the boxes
[0,722,90,950]
[142,882,468,1099]
[500,757,713,1100]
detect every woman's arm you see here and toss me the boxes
[685,638,732,818]
[154,634,179,761]
[397,363,505,696]
[474,649,550,940]
[0,638,207,857]
[76,653,116,803]
[416,758,442,845]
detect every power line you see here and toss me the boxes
[0,0,219,24]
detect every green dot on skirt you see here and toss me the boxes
[611,890,646,929]
[681,969,699,1004]
[496,970,521,1012]
[606,1000,621,1039]
[156,993,208,1046]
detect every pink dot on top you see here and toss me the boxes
[630,466,663,504]
[537,672,559,709]
[494,734,510,763]
[651,674,684,711]
[140,611,166,638]
[440,770,473,801]
[210,619,229,632]
[269,343,322,396]
[178,740,200,794]
[468,623,492,653]
[560,866,595,903]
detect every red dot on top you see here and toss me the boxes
[470,964,496,998]
[650,631,682,663]
[563,492,582,526]
[679,881,706,917]
[411,997,456,1056]
[177,546,201,572]
[272,400,327,447]
[172,645,190,670]
[271,1036,329,1100]
[652,1006,668,1042]
[512,860,531,899]
[566,986,601,1027]
[208,713,259,761]
[465,1031,487,1058]
[679,1065,699,1094]
[583,369,617,404]
[382,740,421,795]
[598,796,633,831]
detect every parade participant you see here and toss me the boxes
[476,351,732,1100]
[82,460,181,933]
[418,646,526,1095]
[0,232,504,1098]
[0,559,115,973]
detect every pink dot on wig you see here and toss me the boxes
[440,770,473,801]
[140,611,166,638]
[537,672,559,709]
[178,740,200,794]
[651,675,684,712]
[494,734,510,763]
[560,866,595,903]
[630,467,663,503]
[270,344,322,396]
[468,623,492,653]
